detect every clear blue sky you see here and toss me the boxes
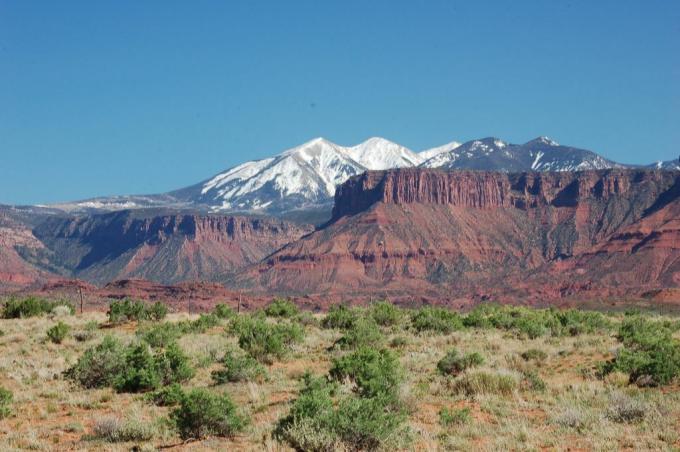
[1,0,678,205]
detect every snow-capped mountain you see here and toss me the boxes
[421,136,620,172]
[170,137,426,213]
[46,135,677,216]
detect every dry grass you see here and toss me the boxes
[0,310,678,451]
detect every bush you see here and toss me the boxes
[605,392,647,423]
[2,297,73,319]
[47,321,70,344]
[146,383,185,407]
[179,313,221,334]
[335,316,383,350]
[449,371,517,396]
[369,301,402,327]
[329,347,402,399]
[90,415,155,442]
[521,370,546,392]
[213,303,236,319]
[0,387,12,419]
[437,349,484,376]
[65,336,127,388]
[170,388,249,439]
[212,349,266,383]
[275,373,408,451]
[265,299,299,318]
[410,307,463,334]
[599,316,680,386]
[230,315,304,363]
[322,304,359,330]
[439,407,471,427]
[107,299,167,324]
[114,342,195,393]
[138,322,183,348]
[521,348,548,363]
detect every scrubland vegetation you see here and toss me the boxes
[0,296,679,450]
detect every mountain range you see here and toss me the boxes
[47,136,679,217]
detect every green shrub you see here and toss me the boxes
[2,296,73,319]
[275,373,408,451]
[107,299,167,324]
[322,304,359,330]
[230,315,304,363]
[521,348,548,362]
[521,370,547,392]
[213,303,236,319]
[389,336,409,348]
[369,301,402,327]
[265,299,299,318]
[138,322,183,348]
[170,388,249,439]
[212,349,266,383]
[179,313,221,334]
[449,371,517,396]
[0,387,12,419]
[439,407,471,427]
[410,307,464,334]
[437,349,484,376]
[147,302,168,321]
[114,342,195,393]
[295,311,320,328]
[65,336,127,388]
[329,347,402,399]
[47,321,70,344]
[599,316,680,386]
[335,316,383,350]
[146,383,185,407]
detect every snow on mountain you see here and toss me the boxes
[345,137,423,169]
[421,136,620,172]
[418,141,461,160]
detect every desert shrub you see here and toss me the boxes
[369,301,402,327]
[230,315,304,363]
[0,387,12,419]
[521,348,548,362]
[47,321,70,344]
[389,336,409,348]
[295,310,320,328]
[599,316,680,386]
[74,321,99,342]
[65,336,127,388]
[146,302,168,321]
[437,349,484,376]
[265,298,299,318]
[212,349,266,383]
[553,407,590,431]
[335,316,383,349]
[275,373,408,451]
[213,303,236,319]
[107,299,167,324]
[521,370,546,392]
[138,322,183,348]
[2,296,73,319]
[322,304,359,330]
[329,347,402,399]
[410,307,463,334]
[90,415,155,442]
[146,383,185,407]
[170,388,249,440]
[449,371,517,396]
[605,392,648,423]
[114,342,194,393]
[463,304,610,338]
[179,313,221,334]
[439,407,471,427]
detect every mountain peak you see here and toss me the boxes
[527,136,560,146]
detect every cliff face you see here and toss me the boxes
[332,169,671,219]
[28,211,312,284]
[242,169,680,301]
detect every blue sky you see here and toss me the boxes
[1,0,678,205]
